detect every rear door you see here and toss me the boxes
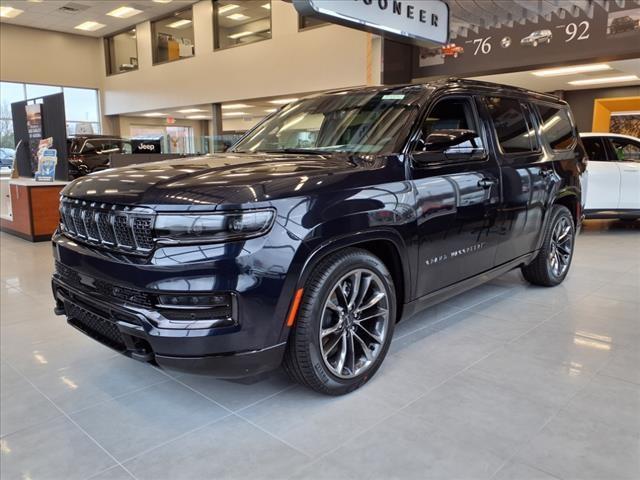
[608,136,640,210]
[582,136,621,210]
[410,94,502,296]
[481,96,553,265]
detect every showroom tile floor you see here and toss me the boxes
[1,221,639,480]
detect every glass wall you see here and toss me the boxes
[214,0,271,49]
[130,125,195,154]
[152,9,195,64]
[105,28,138,75]
[0,81,101,148]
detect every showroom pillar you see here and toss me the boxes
[209,103,223,153]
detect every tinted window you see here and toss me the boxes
[415,97,483,152]
[486,97,536,153]
[581,137,609,161]
[610,137,640,162]
[537,104,575,150]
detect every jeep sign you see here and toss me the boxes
[293,0,449,47]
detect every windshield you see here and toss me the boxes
[232,87,425,155]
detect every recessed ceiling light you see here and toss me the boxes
[107,6,143,19]
[152,0,173,3]
[228,31,255,39]
[0,6,24,18]
[223,112,248,116]
[143,112,168,117]
[269,98,299,104]
[265,108,277,113]
[262,3,271,9]
[166,19,192,29]
[218,4,239,14]
[186,115,210,119]
[532,64,612,77]
[177,108,207,113]
[74,21,106,31]
[568,75,639,86]
[222,104,251,110]
[227,13,250,21]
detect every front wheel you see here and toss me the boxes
[522,205,575,286]
[283,248,396,395]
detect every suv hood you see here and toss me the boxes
[62,152,382,209]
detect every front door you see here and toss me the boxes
[608,136,640,210]
[410,95,502,297]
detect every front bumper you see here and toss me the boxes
[50,222,304,377]
[52,278,286,377]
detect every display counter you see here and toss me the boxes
[0,177,68,242]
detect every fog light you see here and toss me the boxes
[157,293,232,309]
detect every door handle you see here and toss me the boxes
[477,178,496,189]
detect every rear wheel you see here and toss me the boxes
[522,205,575,286]
[283,248,396,395]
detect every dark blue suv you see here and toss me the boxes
[52,79,586,395]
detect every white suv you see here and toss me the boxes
[581,132,640,219]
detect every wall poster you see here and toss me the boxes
[25,102,43,174]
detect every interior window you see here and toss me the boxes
[537,104,575,150]
[414,97,483,152]
[581,137,609,161]
[486,97,536,154]
[610,137,640,162]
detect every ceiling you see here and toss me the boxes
[0,0,198,38]
[471,58,640,91]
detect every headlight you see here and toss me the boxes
[154,209,275,244]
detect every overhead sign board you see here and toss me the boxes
[414,3,640,78]
[293,0,449,47]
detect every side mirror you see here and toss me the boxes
[423,129,478,152]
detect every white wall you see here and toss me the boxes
[102,0,376,115]
[0,23,103,89]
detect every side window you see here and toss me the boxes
[581,137,609,161]
[485,97,537,154]
[610,138,640,162]
[414,97,484,152]
[536,104,576,150]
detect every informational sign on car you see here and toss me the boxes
[415,3,640,77]
[293,0,449,47]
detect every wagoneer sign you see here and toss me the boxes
[293,0,449,47]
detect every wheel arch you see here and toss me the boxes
[295,230,411,324]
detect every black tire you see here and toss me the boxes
[283,248,396,395]
[522,205,575,287]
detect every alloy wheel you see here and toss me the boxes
[319,268,390,379]
[548,216,573,277]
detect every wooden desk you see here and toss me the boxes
[0,177,68,242]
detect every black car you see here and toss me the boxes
[609,15,638,34]
[52,79,586,395]
[67,135,132,178]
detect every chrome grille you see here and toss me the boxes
[59,198,155,255]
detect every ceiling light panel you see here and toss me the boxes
[143,112,168,117]
[532,64,612,77]
[218,4,239,14]
[269,98,299,104]
[228,31,254,39]
[166,19,192,29]
[177,108,207,113]
[227,13,250,21]
[153,0,172,3]
[74,21,106,32]
[222,104,251,110]
[107,6,143,19]
[187,115,211,119]
[568,75,639,86]
[223,112,248,116]
[262,3,271,9]
[0,6,24,18]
